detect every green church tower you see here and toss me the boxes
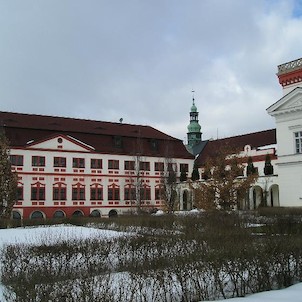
[187,97,202,147]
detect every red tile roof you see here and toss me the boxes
[0,111,194,159]
[195,129,276,166]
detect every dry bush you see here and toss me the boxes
[1,212,302,301]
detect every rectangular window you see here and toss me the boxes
[295,131,302,153]
[108,159,119,170]
[154,162,164,171]
[108,187,120,200]
[155,187,163,200]
[10,155,23,166]
[17,187,23,200]
[72,187,85,200]
[90,187,103,200]
[73,158,85,168]
[54,157,66,167]
[124,160,135,170]
[32,156,45,167]
[141,186,151,200]
[31,187,45,200]
[139,161,150,171]
[91,159,102,169]
[53,187,66,200]
[168,162,177,172]
[124,187,136,200]
[180,163,189,173]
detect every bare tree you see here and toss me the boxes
[0,130,18,219]
[161,157,178,213]
[128,128,144,213]
[134,154,143,213]
[194,146,258,211]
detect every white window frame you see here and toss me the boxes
[294,131,302,153]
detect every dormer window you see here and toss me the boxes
[113,136,122,148]
[150,139,159,151]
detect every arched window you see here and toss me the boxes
[108,209,118,217]
[90,183,103,200]
[90,209,101,217]
[12,211,21,219]
[31,182,45,200]
[108,183,120,200]
[53,182,67,200]
[53,210,66,219]
[30,210,45,219]
[72,183,85,200]
[72,210,84,217]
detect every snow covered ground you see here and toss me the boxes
[0,225,301,302]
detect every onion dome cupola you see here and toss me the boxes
[187,97,202,147]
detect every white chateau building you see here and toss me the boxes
[267,58,302,207]
[3,58,302,219]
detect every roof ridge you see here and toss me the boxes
[0,110,153,128]
[207,128,276,142]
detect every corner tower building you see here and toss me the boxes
[267,57,302,206]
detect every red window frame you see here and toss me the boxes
[31,182,45,200]
[180,163,189,173]
[91,159,103,169]
[139,161,150,171]
[17,186,24,200]
[168,163,177,172]
[124,160,135,170]
[54,157,66,167]
[90,184,103,200]
[155,185,163,200]
[108,184,120,200]
[10,155,24,166]
[140,184,151,200]
[72,183,85,200]
[124,185,136,200]
[53,183,67,200]
[32,156,45,167]
[108,160,119,170]
[154,162,164,171]
[73,158,85,168]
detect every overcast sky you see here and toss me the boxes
[1,0,302,142]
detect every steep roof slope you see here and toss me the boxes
[0,111,194,159]
[195,129,276,166]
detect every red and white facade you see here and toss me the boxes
[194,129,279,209]
[3,112,194,219]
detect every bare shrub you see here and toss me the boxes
[1,212,302,301]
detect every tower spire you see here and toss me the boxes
[187,93,202,148]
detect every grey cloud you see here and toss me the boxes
[0,0,301,140]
